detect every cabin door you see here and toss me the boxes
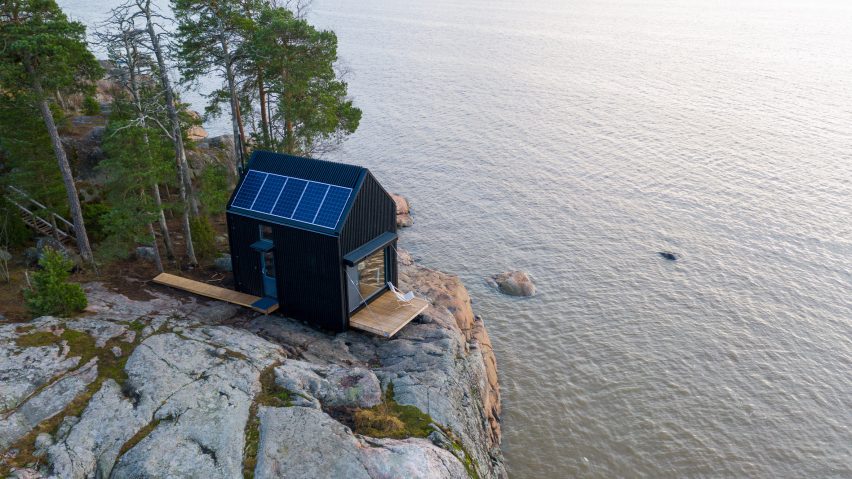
[261,250,277,299]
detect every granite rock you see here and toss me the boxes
[489,270,536,297]
[0,251,504,478]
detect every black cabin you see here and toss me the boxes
[225,150,398,333]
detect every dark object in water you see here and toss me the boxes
[658,251,678,261]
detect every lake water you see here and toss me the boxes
[61,0,852,476]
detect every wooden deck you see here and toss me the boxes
[349,289,429,338]
[152,273,279,314]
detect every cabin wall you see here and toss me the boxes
[340,172,397,253]
[227,212,263,296]
[227,213,347,332]
[273,226,346,332]
[340,172,399,313]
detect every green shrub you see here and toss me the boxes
[24,247,87,318]
[190,216,217,260]
[82,201,110,243]
[82,95,100,116]
[0,202,32,247]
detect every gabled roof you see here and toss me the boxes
[247,150,365,188]
[226,150,368,235]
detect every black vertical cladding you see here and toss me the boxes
[273,226,345,332]
[226,212,262,296]
[340,171,399,299]
[226,151,399,333]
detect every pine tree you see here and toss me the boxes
[0,92,66,213]
[132,0,198,265]
[0,0,104,264]
[246,5,361,156]
[173,0,259,172]
[96,5,176,258]
[99,97,174,272]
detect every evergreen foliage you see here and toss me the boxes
[0,199,34,248]
[189,215,217,260]
[82,95,100,115]
[0,0,363,266]
[173,0,258,164]
[24,247,87,317]
[0,93,66,213]
[0,0,104,264]
[0,0,102,94]
[81,202,110,244]
[98,97,174,257]
[245,5,361,155]
[199,165,231,215]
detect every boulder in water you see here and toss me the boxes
[488,271,536,297]
[658,251,678,261]
[391,193,413,227]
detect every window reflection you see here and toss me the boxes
[356,248,385,298]
[259,225,273,241]
[263,251,275,278]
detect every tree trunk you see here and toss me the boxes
[220,35,244,176]
[140,0,197,265]
[258,70,270,146]
[181,209,197,267]
[54,90,68,111]
[27,62,94,264]
[147,222,164,273]
[140,189,164,273]
[141,0,198,217]
[152,184,174,259]
[235,99,247,160]
[282,67,295,154]
[285,119,295,154]
[127,39,174,260]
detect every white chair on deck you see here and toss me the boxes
[387,282,415,305]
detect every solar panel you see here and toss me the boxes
[271,178,306,218]
[292,182,329,222]
[232,170,265,209]
[252,175,287,214]
[231,170,352,230]
[314,186,350,228]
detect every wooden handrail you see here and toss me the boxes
[6,186,75,240]
[8,186,76,232]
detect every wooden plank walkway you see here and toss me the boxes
[152,273,279,314]
[349,289,429,338]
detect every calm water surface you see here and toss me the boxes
[62,0,852,476]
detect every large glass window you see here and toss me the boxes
[355,248,386,299]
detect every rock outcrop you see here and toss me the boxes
[392,193,414,227]
[489,270,536,297]
[254,406,468,478]
[191,135,238,179]
[0,255,504,478]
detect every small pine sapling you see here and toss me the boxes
[24,247,87,317]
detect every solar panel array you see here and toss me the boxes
[231,170,352,229]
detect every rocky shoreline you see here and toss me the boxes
[0,251,504,478]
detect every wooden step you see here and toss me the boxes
[152,273,279,314]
